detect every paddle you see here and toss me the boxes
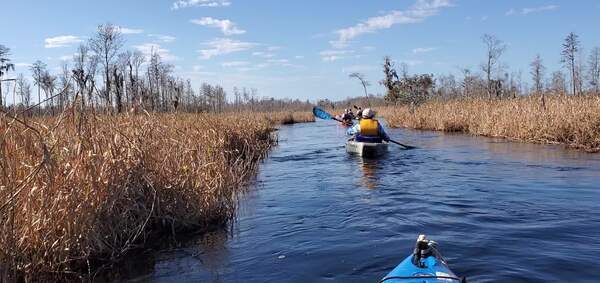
[388,139,416,150]
[313,106,416,149]
[312,106,343,122]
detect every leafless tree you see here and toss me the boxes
[0,45,15,108]
[89,23,123,110]
[481,34,507,98]
[587,47,600,94]
[16,73,31,107]
[550,71,567,95]
[349,72,371,101]
[30,60,47,113]
[530,54,545,94]
[561,32,580,95]
[41,71,56,115]
[58,62,72,110]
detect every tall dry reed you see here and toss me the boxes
[382,95,600,152]
[0,110,305,280]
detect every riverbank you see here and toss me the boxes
[0,110,311,281]
[381,95,600,152]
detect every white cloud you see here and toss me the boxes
[198,38,256,59]
[119,27,144,34]
[267,59,289,64]
[412,47,436,54]
[15,63,31,68]
[148,34,176,43]
[295,55,305,59]
[252,51,275,58]
[172,0,231,10]
[320,50,355,62]
[221,61,249,67]
[267,46,281,51]
[191,17,245,36]
[507,5,559,16]
[134,43,180,61]
[331,0,452,48]
[44,35,83,48]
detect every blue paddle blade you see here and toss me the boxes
[312,106,333,120]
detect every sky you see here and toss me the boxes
[2,0,600,104]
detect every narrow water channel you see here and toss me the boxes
[125,121,600,283]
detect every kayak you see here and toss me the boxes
[340,120,354,127]
[380,235,466,283]
[346,140,388,157]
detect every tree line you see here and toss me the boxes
[381,32,600,105]
[0,23,312,115]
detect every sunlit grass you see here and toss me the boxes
[0,110,311,280]
[381,95,600,152]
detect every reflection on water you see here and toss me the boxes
[123,122,600,283]
[359,158,380,190]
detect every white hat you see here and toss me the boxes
[362,108,375,118]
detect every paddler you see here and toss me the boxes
[346,108,390,143]
[341,109,354,125]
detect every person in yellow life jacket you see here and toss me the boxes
[346,108,390,143]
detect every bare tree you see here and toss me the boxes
[349,72,371,102]
[89,23,123,111]
[16,73,31,107]
[481,34,506,98]
[30,60,47,113]
[550,71,567,95]
[530,54,545,94]
[587,47,600,94]
[0,45,15,108]
[561,32,580,96]
[41,71,56,115]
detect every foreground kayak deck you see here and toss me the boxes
[346,141,389,157]
[381,235,466,283]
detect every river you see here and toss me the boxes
[124,120,600,283]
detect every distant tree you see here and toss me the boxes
[481,34,506,98]
[349,72,371,102]
[530,54,545,94]
[381,56,400,100]
[58,62,72,110]
[550,71,567,95]
[41,71,56,114]
[30,60,47,113]
[16,73,31,107]
[89,23,123,110]
[561,32,580,95]
[0,44,15,108]
[587,47,600,94]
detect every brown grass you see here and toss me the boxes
[0,110,311,280]
[264,111,315,125]
[381,95,600,152]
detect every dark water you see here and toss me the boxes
[125,121,600,283]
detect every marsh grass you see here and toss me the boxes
[381,95,600,152]
[0,110,311,281]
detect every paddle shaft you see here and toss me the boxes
[389,139,415,149]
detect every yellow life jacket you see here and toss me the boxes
[360,118,379,136]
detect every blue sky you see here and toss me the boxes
[2,0,600,103]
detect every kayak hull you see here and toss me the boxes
[381,235,464,283]
[382,255,460,283]
[346,141,388,157]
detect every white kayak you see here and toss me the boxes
[346,140,389,157]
